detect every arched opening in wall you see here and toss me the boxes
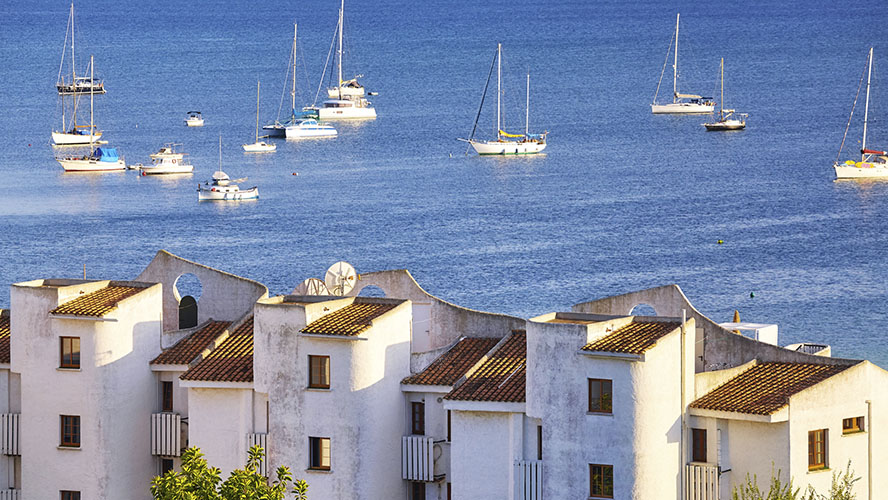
[630,303,657,316]
[174,273,202,329]
[357,285,386,298]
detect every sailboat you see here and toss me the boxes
[52,3,103,146]
[263,24,314,137]
[199,138,259,201]
[458,44,547,155]
[703,58,747,131]
[56,55,125,172]
[55,2,104,96]
[243,81,276,153]
[651,13,715,114]
[317,0,376,120]
[833,47,888,180]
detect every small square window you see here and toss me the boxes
[60,337,80,369]
[842,416,864,434]
[60,491,80,500]
[589,464,614,498]
[588,378,613,413]
[308,356,330,389]
[309,436,330,470]
[808,429,828,470]
[160,458,174,475]
[411,481,425,500]
[60,415,80,448]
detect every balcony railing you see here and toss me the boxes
[0,489,20,500]
[0,414,20,456]
[401,435,448,482]
[247,433,268,477]
[514,460,542,500]
[151,413,182,457]
[685,464,719,500]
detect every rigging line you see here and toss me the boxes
[314,22,338,107]
[465,46,498,155]
[274,45,294,122]
[57,10,71,86]
[653,30,675,103]
[299,40,312,107]
[836,53,869,164]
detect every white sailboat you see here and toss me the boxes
[56,56,125,172]
[834,47,888,180]
[263,24,314,137]
[703,58,747,131]
[52,4,103,146]
[651,13,715,114]
[243,81,276,153]
[318,0,376,120]
[199,138,259,201]
[458,44,547,155]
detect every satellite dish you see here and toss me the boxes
[292,278,329,296]
[324,261,357,296]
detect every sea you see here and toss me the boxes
[1,0,887,367]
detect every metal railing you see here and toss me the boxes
[514,460,542,500]
[686,464,719,500]
[151,413,181,457]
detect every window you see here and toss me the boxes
[588,378,613,413]
[60,415,80,447]
[161,381,173,412]
[60,337,80,369]
[808,429,828,470]
[447,410,451,442]
[160,458,174,475]
[537,425,543,460]
[842,416,864,434]
[309,437,330,470]
[308,355,330,389]
[447,482,451,500]
[60,491,80,500]
[411,402,425,435]
[692,428,707,462]
[589,464,614,498]
[410,481,425,500]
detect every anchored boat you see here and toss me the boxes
[198,138,259,200]
[651,14,715,114]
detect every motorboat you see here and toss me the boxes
[57,146,125,172]
[651,14,715,114]
[198,137,259,200]
[149,143,185,161]
[244,81,276,153]
[139,143,193,175]
[833,48,888,179]
[285,118,338,139]
[185,111,204,127]
[703,58,747,131]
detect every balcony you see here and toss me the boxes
[151,413,182,457]
[247,433,268,477]
[0,414,20,456]
[0,490,20,500]
[685,464,719,500]
[401,435,447,482]
[514,460,542,500]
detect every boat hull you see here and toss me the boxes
[704,120,746,131]
[261,125,287,138]
[140,164,194,175]
[652,102,715,114]
[185,118,204,127]
[52,131,103,145]
[57,158,126,172]
[317,106,376,120]
[470,140,547,155]
[57,85,105,95]
[285,126,338,139]
[834,161,888,179]
[243,142,276,153]
[327,86,365,98]
[198,186,259,201]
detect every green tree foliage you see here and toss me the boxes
[732,462,860,500]
[151,445,308,500]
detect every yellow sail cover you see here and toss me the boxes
[498,130,525,138]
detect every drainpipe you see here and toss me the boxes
[680,309,687,500]
[866,400,872,500]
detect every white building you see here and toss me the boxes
[0,251,884,500]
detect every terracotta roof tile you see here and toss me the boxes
[690,362,851,415]
[581,321,680,355]
[181,317,253,383]
[445,332,526,403]
[402,337,500,386]
[151,321,232,366]
[50,285,145,317]
[0,310,9,364]
[301,300,399,336]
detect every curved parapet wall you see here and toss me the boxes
[137,250,269,332]
[349,270,524,356]
[572,284,859,371]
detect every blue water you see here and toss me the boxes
[1,0,887,367]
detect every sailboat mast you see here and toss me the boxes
[71,3,76,84]
[673,13,679,103]
[291,24,298,119]
[337,0,344,99]
[255,80,261,141]
[525,72,530,136]
[496,43,501,140]
[720,58,724,118]
[88,55,94,148]
[862,47,873,159]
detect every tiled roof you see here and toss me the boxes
[690,362,851,415]
[581,321,680,355]
[0,310,9,364]
[301,300,399,336]
[181,317,253,383]
[402,337,500,386]
[50,285,145,317]
[151,321,232,366]
[446,331,526,403]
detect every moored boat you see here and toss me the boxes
[243,81,276,153]
[651,14,715,114]
[316,0,376,120]
[185,111,204,127]
[139,143,193,175]
[285,118,338,139]
[833,47,888,179]
[703,58,747,131]
[57,147,125,172]
[199,138,259,200]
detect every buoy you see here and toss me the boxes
[292,172,298,176]
[717,239,723,244]
[749,292,755,298]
